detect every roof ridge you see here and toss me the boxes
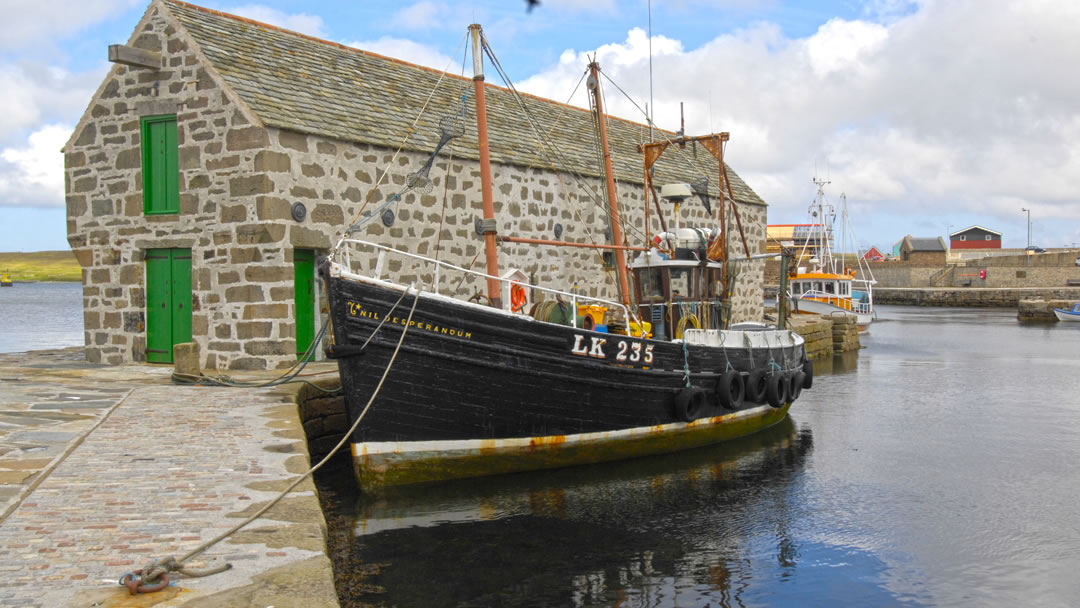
[162,0,668,136]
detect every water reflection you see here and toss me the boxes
[320,419,904,607]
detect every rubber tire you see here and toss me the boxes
[674,387,707,422]
[765,373,788,408]
[801,359,814,389]
[789,371,805,401]
[716,370,745,410]
[745,369,768,404]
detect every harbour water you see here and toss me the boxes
[316,306,1080,607]
[0,282,83,354]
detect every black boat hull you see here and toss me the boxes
[327,272,806,488]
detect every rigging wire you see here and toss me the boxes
[481,39,651,248]
[332,32,469,253]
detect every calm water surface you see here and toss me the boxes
[0,282,83,353]
[316,306,1080,607]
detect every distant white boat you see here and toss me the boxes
[1052,303,1080,322]
[786,179,875,330]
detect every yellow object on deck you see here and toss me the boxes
[577,304,607,328]
[628,320,653,338]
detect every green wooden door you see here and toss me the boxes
[146,248,192,364]
[294,249,315,358]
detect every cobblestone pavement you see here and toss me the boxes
[0,349,340,607]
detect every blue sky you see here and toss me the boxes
[2,0,1078,253]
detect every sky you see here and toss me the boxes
[1,0,1078,253]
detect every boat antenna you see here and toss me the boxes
[648,0,654,143]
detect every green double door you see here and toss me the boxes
[294,249,316,358]
[146,248,192,363]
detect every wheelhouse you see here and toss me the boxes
[630,251,726,341]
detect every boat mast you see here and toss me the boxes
[587,61,632,307]
[469,24,502,307]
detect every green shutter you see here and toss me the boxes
[141,115,179,215]
[294,249,316,358]
[145,248,192,364]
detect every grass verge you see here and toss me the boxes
[0,250,81,282]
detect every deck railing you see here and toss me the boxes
[335,238,640,330]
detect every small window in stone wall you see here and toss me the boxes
[141,114,179,215]
[1016,270,1026,278]
[960,235,966,241]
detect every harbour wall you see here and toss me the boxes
[874,287,1080,308]
[787,315,860,359]
[766,251,1080,290]
[1017,299,1080,322]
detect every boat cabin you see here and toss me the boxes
[630,249,726,341]
[790,273,852,299]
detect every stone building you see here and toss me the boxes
[898,236,946,264]
[64,0,771,370]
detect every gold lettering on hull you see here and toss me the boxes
[345,301,472,340]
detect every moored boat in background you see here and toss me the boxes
[787,179,875,329]
[0,272,12,287]
[1052,303,1080,322]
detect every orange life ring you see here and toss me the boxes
[510,283,527,313]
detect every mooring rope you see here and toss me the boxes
[119,285,424,595]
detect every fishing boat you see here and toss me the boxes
[0,273,12,287]
[787,179,875,328]
[1052,303,1080,322]
[324,25,813,490]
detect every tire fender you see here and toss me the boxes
[745,369,768,404]
[674,386,707,422]
[801,359,814,389]
[765,373,788,408]
[716,370,745,409]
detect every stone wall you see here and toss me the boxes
[859,259,1080,289]
[875,287,1080,307]
[1017,299,1080,322]
[64,3,767,369]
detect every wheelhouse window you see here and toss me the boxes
[825,282,836,295]
[839,282,850,296]
[670,268,692,299]
[637,268,664,300]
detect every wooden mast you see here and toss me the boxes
[469,24,502,307]
[587,61,632,308]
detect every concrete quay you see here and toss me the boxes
[0,347,340,607]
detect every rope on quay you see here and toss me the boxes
[169,285,413,392]
[118,285,423,595]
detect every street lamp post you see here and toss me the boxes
[1021,208,1031,248]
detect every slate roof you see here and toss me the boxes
[163,0,765,207]
[906,237,945,252]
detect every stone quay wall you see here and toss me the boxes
[785,315,859,359]
[875,287,1080,307]
[65,3,768,370]
[1017,299,1080,322]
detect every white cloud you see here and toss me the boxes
[0,0,141,50]
[0,63,106,141]
[346,37,455,72]
[227,4,327,38]
[390,1,449,30]
[513,1,1080,248]
[0,124,70,209]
